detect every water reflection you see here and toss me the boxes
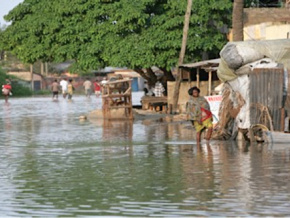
[0,97,290,216]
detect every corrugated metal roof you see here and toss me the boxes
[180,58,220,68]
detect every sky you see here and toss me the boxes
[0,0,24,26]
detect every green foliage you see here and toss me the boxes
[33,89,51,95]
[11,81,33,97]
[2,0,232,72]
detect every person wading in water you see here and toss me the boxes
[186,86,213,145]
[2,79,12,103]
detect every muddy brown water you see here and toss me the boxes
[0,96,290,216]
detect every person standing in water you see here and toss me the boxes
[93,79,101,97]
[60,78,68,99]
[186,86,213,145]
[83,78,92,98]
[2,79,12,103]
[67,79,75,101]
[51,79,60,100]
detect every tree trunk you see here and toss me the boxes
[134,68,157,88]
[40,62,44,75]
[160,67,175,82]
[172,0,193,112]
[232,0,244,41]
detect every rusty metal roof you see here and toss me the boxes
[179,58,220,69]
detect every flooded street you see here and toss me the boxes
[1,96,290,216]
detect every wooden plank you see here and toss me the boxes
[108,106,132,109]
[105,78,132,84]
[208,71,212,95]
[102,94,131,98]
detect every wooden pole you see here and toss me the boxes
[172,0,193,113]
[45,62,48,76]
[30,64,34,91]
[197,68,200,88]
[40,62,44,75]
[208,70,212,95]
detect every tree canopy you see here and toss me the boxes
[1,0,232,84]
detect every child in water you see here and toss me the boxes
[2,80,12,103]
[67,79,75,100]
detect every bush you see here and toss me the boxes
[33,89,51,95]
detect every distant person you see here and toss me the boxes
[2,79,12,103]
[101,77,108,86]
[101,77,108,95]
[51,79,59,100]
[60,78,68,98]
[144,81,154,96]
[144,81,149,95]
[186,86,213,145]
[83,78,92,98]
[153,81,165,97]
[93,80,101,97]
[67,79,75,100]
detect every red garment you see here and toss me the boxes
[3,84,11,90]
[201,107,212,122]
[94,82,101,91]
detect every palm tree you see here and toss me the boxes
[232,0,244,41]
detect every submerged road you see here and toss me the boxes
[0,96,290,216]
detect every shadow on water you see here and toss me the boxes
[0,97,290,216]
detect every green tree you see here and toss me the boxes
[2,0,232,87]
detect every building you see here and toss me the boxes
[7,71,45,91]
[229,8,290,41]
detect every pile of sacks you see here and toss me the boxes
[214,39,290,139]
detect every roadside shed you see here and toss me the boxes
[167,58,222,113]
[7,71,45,91]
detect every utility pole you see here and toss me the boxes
[40,62,44,75]
[30,64,34,91]
[172,0,193,113]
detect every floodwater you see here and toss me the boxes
[1,95,290,217]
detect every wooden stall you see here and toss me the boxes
[179,58,220,95]
[167,59,221,114]
[102,78,133,120]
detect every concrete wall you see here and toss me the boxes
[228,8,290,41]
[244,8,290,26]
[244,22,290,40]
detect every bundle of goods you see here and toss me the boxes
[214,39,290,140]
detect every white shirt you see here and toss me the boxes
[60,80,68,91]
[101,79,108,85]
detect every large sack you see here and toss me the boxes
[228,75,251,129]
[254,39,290,68]
[220,44,244,70]
[220,42,264,70]
[217,58,238,82]
[235,58,278,75]
[218,39,290,82]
